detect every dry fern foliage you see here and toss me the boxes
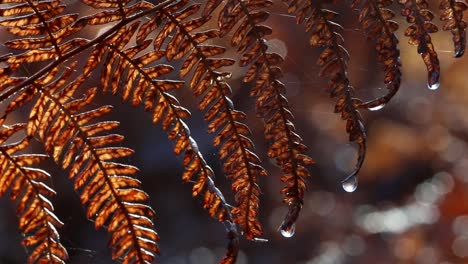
[0,0,465,262]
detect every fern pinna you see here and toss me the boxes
[0,0,466,262]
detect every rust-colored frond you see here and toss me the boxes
[95,22,225,219]
[218,0,314,236]
[0,61,65,122]
[0,0,84,65]
[138,2,268,240]
[132,0,266,239]
[351,0,402,110]
[283,0,367,190]
[0,0,175,107]
[439,0,467,57]
[76,1,154,26]
[87,22,240,261]
[81,0,131,9]
[26,64,159,263]
[0,123,68,263]
[202,0,224,17]
[399,0,440,89]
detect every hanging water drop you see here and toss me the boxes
[280,223,296,238]
[368,103,385,111]
[427,71,440,90]
[427,81,440,90]
[342,176,358,193]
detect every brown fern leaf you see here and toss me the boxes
[0,57,66,123]
[133,0,266,239]
[399,0,440,89]
[82,21,240,261]
[217,0,314,236]
[351,0,402,110]
[0,0,85,66]
[439,0,467,57]
[81,0,130,10]
[76,0,155,26]
[0,123,68,263]
[138,1,268,240]
[0,0,175,107]
[202,0,224,16]
[0,55,21,96]
[283,0,367,191]
[95,21,233,223]
[26,64,159,263]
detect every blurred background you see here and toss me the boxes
[1,0,468,263]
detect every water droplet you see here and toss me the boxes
[427,71,440,90]
[342,176,358,193]
[280,223,295,238]
[368,103,385,111]
[253,237,268,242]
[427,81,440,90]
[216,72,232,81]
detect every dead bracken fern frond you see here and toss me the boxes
[439,0,467,57]
[399,0,440,90]
[25,64,159,263]
[0,0,466,262]
[0,123,68,263]
[84,19,240,261]
[0,0,85,63]
[131,0,267,240]
[283,0,366,192]
[351,0,402,110]
[215,0,314,237]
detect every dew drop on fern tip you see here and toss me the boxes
[368,103,385,111]
[427,81,440,90]
[428,71,440,90]
[280,223,296,238]
[342,176,358,193]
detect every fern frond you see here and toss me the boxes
[217,0,314,236]
[143,2,267,240]
[0,123,68,263]
[1,58,65,122]
[0,0,84,65]
[76,0,155,26]
[84,21,240,261]
[439,0,467,57]
[163,5,266,239]
[351,0,402,110]
[202,0,223,16]
[399,0,440,89]
[26,64,159,263]
[283,0,367,190]
[0,0,175,105]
